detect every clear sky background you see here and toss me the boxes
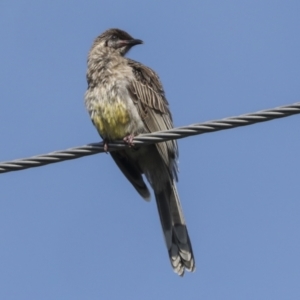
[0,1,299,299]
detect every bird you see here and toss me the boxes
[84,28,195,276]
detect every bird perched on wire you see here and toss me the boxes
[84,28,195,276]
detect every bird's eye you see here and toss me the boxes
[111,35,117,40]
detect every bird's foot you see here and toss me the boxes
[103,139,109,153]
[123,134,135,147]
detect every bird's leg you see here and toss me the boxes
[123,134,135,147]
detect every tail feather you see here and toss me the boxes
[155,181,195,276]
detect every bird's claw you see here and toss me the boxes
[123,134,135,147]
[103,139,109,153]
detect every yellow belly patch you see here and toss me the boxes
[92,100,130,140]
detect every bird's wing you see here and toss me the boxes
[110,150,151,200]
[127,60,195,274]
[127,59,178,178]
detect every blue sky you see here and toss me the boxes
[0,1,300,299]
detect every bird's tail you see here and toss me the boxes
[154,180,195,276]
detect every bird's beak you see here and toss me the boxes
[119,39,143,47]
[128,39,143,46]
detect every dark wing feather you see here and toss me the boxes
[110,150,150,200]
[127,59,178,179]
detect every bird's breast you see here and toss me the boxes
[91,98,131,140]
[85,70,145,140]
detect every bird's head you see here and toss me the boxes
[92,28,143,56]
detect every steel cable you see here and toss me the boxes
[0,102,299,174]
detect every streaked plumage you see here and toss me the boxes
[85,28,195,275]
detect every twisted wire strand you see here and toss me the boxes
[0,102,299,174]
